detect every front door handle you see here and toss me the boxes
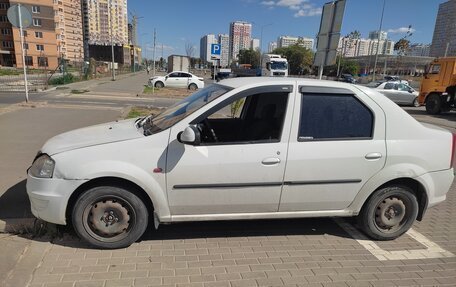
[365,152,382,160]
[262,157,281,165]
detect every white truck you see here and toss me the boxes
[261,54,288,77]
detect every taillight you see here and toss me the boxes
[451,134,456,168]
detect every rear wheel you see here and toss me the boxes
[358,186,418,240]
[425,93,442,114]
[154,81,164,88]
[188,83,198,91]
[72,186,148,249]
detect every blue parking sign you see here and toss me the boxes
[211,44,221,56]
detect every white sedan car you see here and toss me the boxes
[27,77,455,249]
[375,81,420,107]
[149,71,204,90]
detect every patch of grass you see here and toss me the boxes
[71,89,89,94]
[126,106,164,119]
[0,69,21,76]
[143,85,159,94]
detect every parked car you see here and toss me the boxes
[149,71,204,90]
[339,73,356,84]
[375,81,420,107]
[384,75,409,85]
[27,77,455,249]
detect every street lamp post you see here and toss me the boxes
[372,0,386,82]
[110,0,116,81]
[259,23,273,73]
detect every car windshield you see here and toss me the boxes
[270,61,288,70]
[142,84,232,135]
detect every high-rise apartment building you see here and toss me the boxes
[368,30,387,41]
[55,0,83,62]
[430,0,456,57]
[277,36,314,50]
[250,38,259,50]
[229,21,251,62]
[218,33,229,67]
[82,0,128,61]
[199,34,218,64]
[268,41,277,53]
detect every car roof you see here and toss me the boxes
[218,77,358,89]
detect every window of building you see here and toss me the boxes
[36,44,44,51]
[25,56,33,66]
[22,30,27,37]
[38,57,48,67]
[32,6,40,13]
[430,64,440,74]
[1,28,11,35]
[32,18,42,26]
[0,3,10,9]
[298,93,373,141]
[23,43,29,50]
[0,15,7,22]
[35,31,43,38]
[2,41,13,48]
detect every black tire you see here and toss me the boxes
[425,93,442,115]
[412,97,420,107]
[154,81,164,88]
[72,186,148,249]
[358,186,418,240]
[188,83,198,91]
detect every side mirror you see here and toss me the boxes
[177,126,201,145]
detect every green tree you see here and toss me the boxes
[273,44,313,75]
[238,48,261,68]
[394,25,413,56]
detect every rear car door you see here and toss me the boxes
[279,85,386,211]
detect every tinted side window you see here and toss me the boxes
[180,73,191,77]
[384,83,395,90]
[299,94,373,140]
[168,73,179,78]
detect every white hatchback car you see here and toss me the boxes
[149,71,204,90]
[27,78,455,249]
[376,81,420,107]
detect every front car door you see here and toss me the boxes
[165,84,295,216]
[165,72,182,87]
[279,85,386,211]
[396,83,416,105]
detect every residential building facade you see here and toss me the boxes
[430,0,456,57]
[199,34,217,64]
[10,0,59,69]
[55,0,83,63]
[0,1,14,66]
[338,37,394,57]
[368,30,387,41]
[277,35,314,50]
[218,33,229,67]
[250,38,259,50]
[409,44,431,57]
[229,21,251,62]
[268,41,277,53]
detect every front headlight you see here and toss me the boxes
[29,154,55,178]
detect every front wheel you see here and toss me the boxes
[358,186,418,240]
[425,93,442,114]
[154,81,164,88]
[72,186,148,249]
[412,97,420,107]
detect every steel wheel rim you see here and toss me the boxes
[82,195,136,243]
[373,195,410,234]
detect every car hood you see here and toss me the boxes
[42,118,144,155]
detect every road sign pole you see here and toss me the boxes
[18,3,29,103]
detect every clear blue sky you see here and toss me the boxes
[129,0,443,59]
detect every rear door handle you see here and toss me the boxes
[262,157,281,165]
[365,152,382,160]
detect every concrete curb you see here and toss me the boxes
[0,218,36,233]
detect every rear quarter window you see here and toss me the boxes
[299,93,373,141]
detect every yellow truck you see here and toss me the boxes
[419,57,456,114]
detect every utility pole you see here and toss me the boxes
[372,0,386,82]
[17,3,29,102]
[110,0,116,81]
[152,28,156,94]
[259,23,272,74]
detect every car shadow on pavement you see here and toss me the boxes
[44,217,361,250]
[0,180,33,220]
